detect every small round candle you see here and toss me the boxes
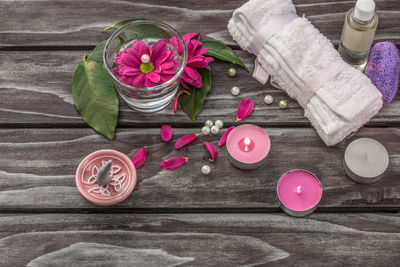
[343,138,389,184]
[76,149,137,206]
[226,124,271,170]
[277,169,322,217]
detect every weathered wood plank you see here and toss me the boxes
[0,0,399,47]
[0,127,399,210]
[1,50,399,127]
[0,213,399,266]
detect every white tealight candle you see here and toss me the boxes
[343,138,389,184]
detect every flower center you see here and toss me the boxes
[140,62,154,74]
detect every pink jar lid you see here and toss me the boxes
[75,149,137,206]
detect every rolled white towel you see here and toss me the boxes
[228,0,383,146]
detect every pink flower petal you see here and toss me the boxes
[236,97,254,122]
[218,126,235,147]
[183,67,202,88]
[160,74,175,84]
[121,73,145,88]
[150,40,168,63]
[160,156,188,170]
[113,67,123,77]
[132,146,147,169]
[144,78,155,88]
[121,67,141,76]
[160,61,175,70]
[169,36,184,56]
[204,142,218,162]
[196,47,209,57]
[180,79,190,89]
[183,32,200,45]
[174,133,200,149]
[120,51,141,68]
[161,124,173,142]
[132,40,150,56]
[147,72,161,83]
[187,58,212,69]
[173,90,190,114]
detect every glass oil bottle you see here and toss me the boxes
[338,0,378,71]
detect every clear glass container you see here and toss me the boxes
[339,8,378,71]
[103,20,188,113]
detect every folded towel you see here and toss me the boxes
[228,0,383,146]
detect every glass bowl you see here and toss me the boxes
[103,20,188,113]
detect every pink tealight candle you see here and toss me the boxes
[277,169,322,217]
[226,124,271,170]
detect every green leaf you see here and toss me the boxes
[202,40,248,71]
[178,69,212,122]
[72,55,119,140]
[104,18,169,42]
[87,40,107,64]
[104,18,145,31]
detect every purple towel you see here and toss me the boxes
[365,42,400,104]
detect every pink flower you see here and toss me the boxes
[170,32,214,89]
[160,157,188,170]
[113,40,179,88]
[132,146,147,169]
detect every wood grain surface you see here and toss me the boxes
[1,0,400,265]
[1,213,399,266]
[0,127,398,211]
[1,50,400,127]
[1,0,400,47]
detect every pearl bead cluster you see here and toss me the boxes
[201,119,223,136]
[201,119,224,175]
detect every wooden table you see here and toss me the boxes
[1,0,399,265]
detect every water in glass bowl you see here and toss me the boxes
[111,38,183,113]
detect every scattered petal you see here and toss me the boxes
[173,90,190,113]
[174,133,200,149]
[218,126,235,147]
[204,142,218,162]
[160,156,188,170]
[132,146,147,168]
[236,97,254,122]
[160,124,173,141]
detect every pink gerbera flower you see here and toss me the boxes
[170,32,214,89]
[113,40,179,88]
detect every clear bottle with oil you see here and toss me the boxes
[338,0,378,71]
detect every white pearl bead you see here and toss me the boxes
[141,54,150,63]
[201,126,211,135]
[228,67,237,77]
[215,120,224,129]
[205,120,214,128]
[211,125,220,135]
[231,86,240,96]
[264,95,273,105]
[201,165,211,175]
[279,100,288,109]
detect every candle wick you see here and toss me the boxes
[296,185,301,194]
